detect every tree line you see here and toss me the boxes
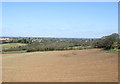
[1,33,120,53]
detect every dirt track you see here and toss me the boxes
[2,49,118,82]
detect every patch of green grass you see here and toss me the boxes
[106,49,120,53]
[1,43,27,50]
[40,42,43,44]
[2,50,27,54]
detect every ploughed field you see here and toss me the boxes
[2,49,118,82]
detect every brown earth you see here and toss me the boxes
[2,49,118,82]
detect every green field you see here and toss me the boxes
[2,50,27,54]
[106,49,120,53]
[0,43,27,50]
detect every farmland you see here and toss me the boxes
[2,2,118,82]
[1,33,119,82]
[2,49,118,82]
[0,43,27,50]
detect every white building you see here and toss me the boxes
[0,38,10,40]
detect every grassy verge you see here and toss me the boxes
[106,49,120,53]
[2,50,27,54]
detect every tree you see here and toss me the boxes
[93,33,119,50]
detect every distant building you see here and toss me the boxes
[32,39,42,42]
[0,38,10,40]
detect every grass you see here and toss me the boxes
[2,50,27,54]
[0,43,27,50]
[106,49,120,53]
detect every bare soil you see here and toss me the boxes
[2,49,118,82]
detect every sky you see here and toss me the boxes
[2,2,118,38]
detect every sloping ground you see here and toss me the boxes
[2,49,118,82]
